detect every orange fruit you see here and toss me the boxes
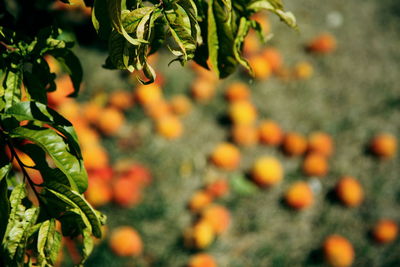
[109,226,143,257]
[285,181,313,210]
[307,33,337,54]
[335,176,364,207]
[205,179,229,198]
[85,178,112,207]
[135,83,163,106]
[170,95,192,116]
[228,100,257,125]
[81,102,103,124]
[323,235,354,267]
[96,107,125,136]
[145,100,172,120]
[370,133,397,159]
[261,47,283,73]
[113,177,142,208]
[243,30,262,56]
[282,132,307,156]
[308,132,334,157]
[202,205,231,234]
[191,78,216,102]
[224,82,251,102]
[188,190,213,213]
[293,61,314,80]
[248,55,272,80]
[210,143,241,171]
[258,120,284,146]
[47,75,75,108]
[302,153,329,177]
[188,253,217,267]
[251,156,283,187]
[82,145,109,170]
[155,115,183,139]
[372,219,398,244]
[185,220,215,249]
[109,90,134,110]
[231,124,258,146]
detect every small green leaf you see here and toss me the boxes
[2,69,23,110]
[37,219,61,266]
[230,173,259,196]
[81,228,94,265]
[247,0,297,29]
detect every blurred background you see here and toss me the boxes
[31,0,400,266]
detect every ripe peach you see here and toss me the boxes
[155,115,183,139]
[302,153,329,177]
[56,100,80,121]
[76,126,100,148]
[112,177,142,207]
[372,219,398,244]
[261,47,283,73]
[48,75,75,107]
[188,253,217,267]
[122,164,152,187]
[191,78,216,102]
[188,190,213,213]
[109,90,134,110]
[370,133,397,159]
[170,95,192,116]
[145,100,172,120]
[224,82,251,102]
[44,55,61,74]
[258,120,284,146]
[248,55,272,80]
[293,61,314,80]
[231,124,258,146]
[96,107,125,136]
[202,205,231,234]
[82,145,109,169]
[308,132,334,157]
[210,143,241,171]
[205,179,229,198]
[228,100,257,125]
[81,102,103,125]
[135,83,163,106]
[109,226,142,257]
[335,176,364,207]
[307,33,337,54]
[282,132,308,156]
[323,235,354,267]
[185,220,215,249]
[243,31,262,56]
[84,178,112,207]
[251,156,283,187]
[285,181,313,210]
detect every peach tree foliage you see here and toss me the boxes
[0,0,295,265]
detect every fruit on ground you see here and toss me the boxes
[251,156,283,187]
[248,55,272,80]
[210,143,241,171]
[285,181,313,210]
[258,120,284,146]
[109,90,134,110]
[155,115,183,139]
[188,190,214,213]
[135,83,163,106]
[323,235,354,267]
[370,133,397,159]
[335,176,364,207]
[231,124,258,146]
[224,82,251,102]
[112,177,142,207]
[282,132,308,156]
[307,33,337,54]
[191,78,216,102]
[261,47,283,73]
[205,179,229,198]
[308,132,334,157]
[228,100,257,125]
[170,95,192,116]
[185,220,215,249]
[372,219,398,244]
[302,153,329,177]
[96,107,125,136]
[188,253,217,267]
[109,226,143,257]
[85,178,112,207]
[294,61,314,80]
[202,205,231,234]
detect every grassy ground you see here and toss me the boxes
[69,0,400,266]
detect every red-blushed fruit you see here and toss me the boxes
[224,82,251,102]
[205,179,229,198]
[96,107,125,136]
[185,220,215,249]
[308,132,334,157]
[228,100,257,125]
[282,132,308,156]
[155,115,183,139]
[135,83,163,106]
[261,47,283,73]
[170,95,192,116]
[188,190,214,213]
[191,78,216,102]
[231,124,259,146]
[248,55,272,80]
[87,166,113,182]
[82,145,109,170]
[372,219,398,244]
[84,178,112,207]
[113,177,142,207]
[258,120,284,146]
[201,205,231,234]
[210,143,241,171]
[285,181,313,210]
[109,226,143,257]
[251,156,283,187]
[335,176,364,207]
[323,235,354,267]
[370,133,397,159]
[307,33,337,54]
[188,253,217,267]
[293,61,314,80]
[302,153,329,177]
[122,164,152,187]
[109,90,134,110]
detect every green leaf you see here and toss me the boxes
[2,69,23,110]
[230,173,259,196]
[247,0,297,29]
[0,178,10,242]
[46,49,83,97]
[81,228,94,265]
[9,126,87,194]
[44,181,103,238]
[233,17,253,75]
[37,219,62,266]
